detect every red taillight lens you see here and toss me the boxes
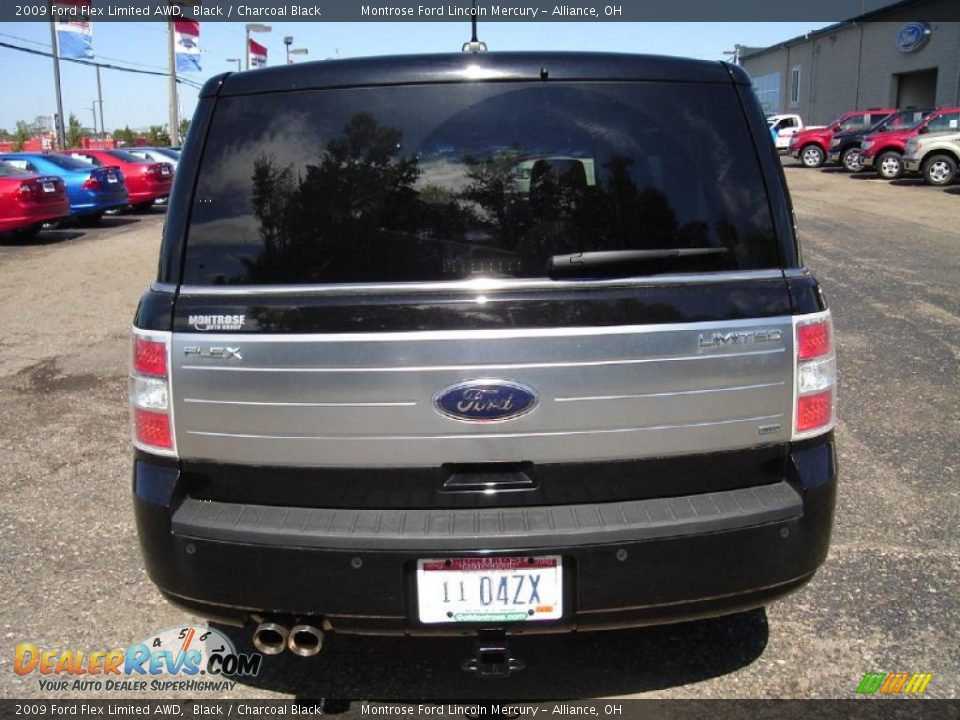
[797,320,831,359]
[134,408,172,449]
[797,389,833,432]
[134,337,167,376]
[83,176,101,190]
[16,181,36,200]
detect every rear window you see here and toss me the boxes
[0,161,31,177]
[107,150,148,163]
[43,154,98,171]
[184,82,779,285]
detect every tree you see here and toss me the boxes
[13,120,31,151]
[112,125,137,145]
[178,118,190,143]
[66,113,85,149]
[146,125,170,146]
[0,128,10,141]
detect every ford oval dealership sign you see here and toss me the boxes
[897,22,931,53]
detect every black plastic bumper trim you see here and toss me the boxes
[171,481,801,551]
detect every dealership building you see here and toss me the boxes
[739,0,959,124]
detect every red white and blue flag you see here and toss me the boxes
[175,19,201,72]
[54,0,93,60]
[248,38,267,69]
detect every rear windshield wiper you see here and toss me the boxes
[548,248,730,279]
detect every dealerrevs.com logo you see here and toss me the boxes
[14,626,261,692]
[857,672,933,695]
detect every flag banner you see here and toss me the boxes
[175,19,200,72]
[248,38,267,69]
[54,0,93,59]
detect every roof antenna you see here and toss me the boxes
[461,1,487,52]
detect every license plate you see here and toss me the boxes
[106,173,118,184]
[161,166,171,175]
[416,556,563,624]
[42,181,55,193]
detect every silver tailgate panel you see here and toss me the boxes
[171,317,794,467]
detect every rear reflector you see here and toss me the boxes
[134,408,172,449]
[134,337,167,376]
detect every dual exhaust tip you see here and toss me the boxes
[252,620,323,657]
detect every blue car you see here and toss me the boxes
[0,152,128,224]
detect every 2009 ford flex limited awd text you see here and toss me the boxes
[130,52,838,670]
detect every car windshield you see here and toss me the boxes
[184,81,780,285]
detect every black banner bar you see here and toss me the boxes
[5,0,960,22]
[2,700,959,720]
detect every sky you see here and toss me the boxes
[0,21,827,133]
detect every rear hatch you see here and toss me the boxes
[160,63,803,508]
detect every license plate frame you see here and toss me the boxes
[415,556,563,624]
[41,181,55,193]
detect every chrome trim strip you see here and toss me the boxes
[183,398,417,408]
[150,282,178,293]
[175,269,786,296]
[782,268,812,279]
[181,347,785,374]
[185,413,785,442]
[554,381,786,403]
[173,315,792,343]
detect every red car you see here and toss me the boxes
[861,106,960,179]
[60,149,173,210]
[789,108,896,168]
[0,161,70,237]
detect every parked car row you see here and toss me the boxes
[0,147,178,236]
[787,106,960,186]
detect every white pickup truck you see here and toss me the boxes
[767,114,805,151]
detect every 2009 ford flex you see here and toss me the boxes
[131,52,837,668]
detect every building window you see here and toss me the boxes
[752,72,781,114]
[790,66,801,106]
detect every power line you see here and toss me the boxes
[0,39,204,90]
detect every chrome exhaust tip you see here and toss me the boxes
[252,621,289,656]
[287,624,324,657]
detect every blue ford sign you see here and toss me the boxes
[435,380,538,423]
[897,22,931,53]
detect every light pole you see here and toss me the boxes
[288,48,308,64]
[227,58,241,72]
[245,24,271,70]
[284,35,292,65]
[87,104,97,138]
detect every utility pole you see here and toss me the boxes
[167,17,180,147]
[95,64,104,139]
[48,2,66,150]
[88,104,97,137]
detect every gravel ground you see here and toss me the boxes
[0,167,957,702]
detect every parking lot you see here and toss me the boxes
[0,164,957,701]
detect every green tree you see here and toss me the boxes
[0,128,10,141]
[66,113,85,149]
[178,118,190,143]
[13,120,31,150]
[146,125,170,146]
[112,125,137,145]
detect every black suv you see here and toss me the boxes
[829,108,932,172]
[131,52,837,669]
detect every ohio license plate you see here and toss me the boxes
[416,556,563,624]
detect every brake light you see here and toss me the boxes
[82,175,101,191]
[792,312,836,439]
[16,181,37,200]
[130,329,176,456]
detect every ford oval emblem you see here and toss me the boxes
[435,379,538,423]
[897,22,931,53]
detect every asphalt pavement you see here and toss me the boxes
[0,167,956,701]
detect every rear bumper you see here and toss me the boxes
[134,436,838,635]
[0,203,69,232]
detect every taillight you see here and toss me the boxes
[130,329,176,455]
[82,175,101,191]
[792,312,837,439]
[16,181,37,201]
